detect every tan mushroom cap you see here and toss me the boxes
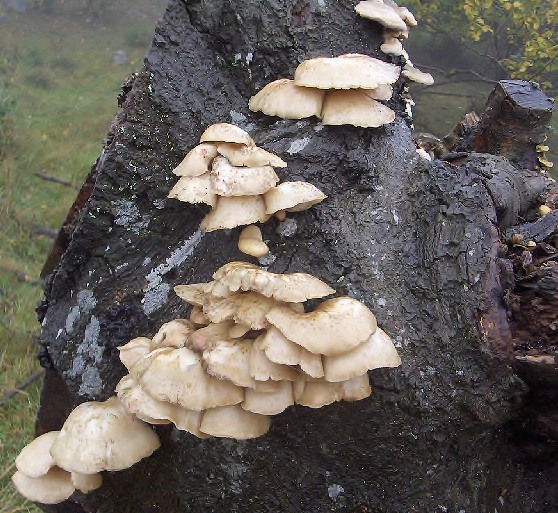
[12,467,75,505]
[172,143,218,177]
[294,54,400,90]
[217,142,287,168]
[354,1,408,31]
[137,346,244,410]
[295,380,343,408]
[203,291,278,329]
[242,380,294,415]
[238,225,270,258]
[362,83,394,101]
[402,64,434,85]
[200,123,255,146]
[186,321,235,352]
[249,78,326,119]
[50,397,160,474]
[380,36,404,56]
[189,305,211,326]
[264,181,327,214]
[209,261,335,302]
[71,472,103,494]
[118,337,153,371]
[168,173,217,207]
[200,195,271,231]
[152,319,196,349]
[323,327,401,382]
[210,156,279,197]
[15,431,60,479]
[203,338,256,388]
[341,373,372,402]
[116,375,209,437]
[321,90,396,128]
[173,282,211,306]
[250,335,302,381]
[265,297,378,356]
[199,405,271,439]
[262,326,324,378]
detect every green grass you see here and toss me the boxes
[0,1,162,509]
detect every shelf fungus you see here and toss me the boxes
[168,123,326,247]
[249,54,399,128]
[109,262,401,441]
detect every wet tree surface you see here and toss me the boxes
[34,1,557,512]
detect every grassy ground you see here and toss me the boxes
[0,1,163,510]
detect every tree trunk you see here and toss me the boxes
[34,1,557,512]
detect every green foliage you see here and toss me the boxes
[406,0,558,90]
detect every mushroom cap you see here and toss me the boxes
[262,326,324,378]
[203,338,256,388]
[12,467,75,505]
[354,1,408,31]
[118,337,153,371]
[15,431,60,479]
[250,335,302,381]
[168,173,216,207]
[321,90,396,128]
[209,261,335,302]
[137,346,244,410]
[265,297,378,356]
[173,282,211,306]
[248,78,325,119]
[217,142,287,168]
[152,319,196,349]
[71,472,103,494]
[242,380,294,415]
[116,375,209,437]
[323,327,401,382]
[402,64,434,85]
[200,195,271,232]
[200,123,255,146]
[186,321,236,352]
[341,373,372,402]
[189,305,211,326]
[263,181,326,214]
[238,225,270,258]
[380,36,404,56]
[50,397,160,474]
[210,156,279,197]
[295,380,343,408]
[172,143,218,177]
[294,53,400,90]
[362,83,394,101]
[199,405,271,439]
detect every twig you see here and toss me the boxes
[33,172,79,190]
[0,370,45,407]
[29,224,58,240]
[0,260,42,285]
[412,91,482,99]
[415,63,498,84]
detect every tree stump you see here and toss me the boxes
[34,1,557,512]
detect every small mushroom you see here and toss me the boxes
[12,467,76,505]
[248,78,326,119]
[217,142,287,168]
[199,405,271,439]
[321,90,396,128]
[118,337,153,371]
[263,182,327,214]
[238,225,270,258]
[200,195,271,231]
[71,472,103,494]
[200,123,255,146]
[354,1,408,31]
[210,156,279,197]
[168,173,217,207]
[172,143,218,177]
[402,64,434,85]
[203,338,256,388]
[151,319,196,349]
[242,380,294,415]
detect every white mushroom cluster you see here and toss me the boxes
[355,0,434,85]
[114,261,401,440]
[12,397,160,504]
[168,123,326,236]
[249,53,400,128]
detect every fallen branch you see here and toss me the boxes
[0,259,42,285]
[0,370,45,407]
[33,172,79,190]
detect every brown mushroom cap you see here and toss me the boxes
[217,142,287,168]
[354,1,408,31]
[199,405,271,439]
[294,53,400,90]
[12,467,75,505]
[321,90,396,128]
[50,397,160,474]
[172,143,218,177]
[209,261,335,302]
[200,123,255,146]
[248,78,326,119]
[265,297,378,356]
[210,156,279,197]
[200,195,271,232]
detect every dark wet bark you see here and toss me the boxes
[34,1,557,512]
